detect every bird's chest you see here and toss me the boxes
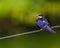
[37,20,45,24]
[36,20,46,26]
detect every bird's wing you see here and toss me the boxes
[43,18,50,25]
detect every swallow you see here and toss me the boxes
[36,13,56,34]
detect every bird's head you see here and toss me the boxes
[37,13,43,19]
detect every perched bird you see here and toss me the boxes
[36,13,56,34]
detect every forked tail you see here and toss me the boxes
[43,25,56,34]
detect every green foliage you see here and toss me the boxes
[0,0,60,48]
[0,0,60,36]
[46,0,60,2]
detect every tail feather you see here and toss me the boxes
[42,25,56,34]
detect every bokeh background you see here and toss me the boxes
[0,0,60,48]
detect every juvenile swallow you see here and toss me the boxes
[36,13,56,34]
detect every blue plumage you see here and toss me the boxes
[36,14,56,34]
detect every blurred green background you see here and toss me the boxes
[0,0,60,48]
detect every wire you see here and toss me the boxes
[0,25,60,40]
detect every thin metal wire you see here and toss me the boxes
[0,25,60,40]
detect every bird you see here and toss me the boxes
[36,13,56,34]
